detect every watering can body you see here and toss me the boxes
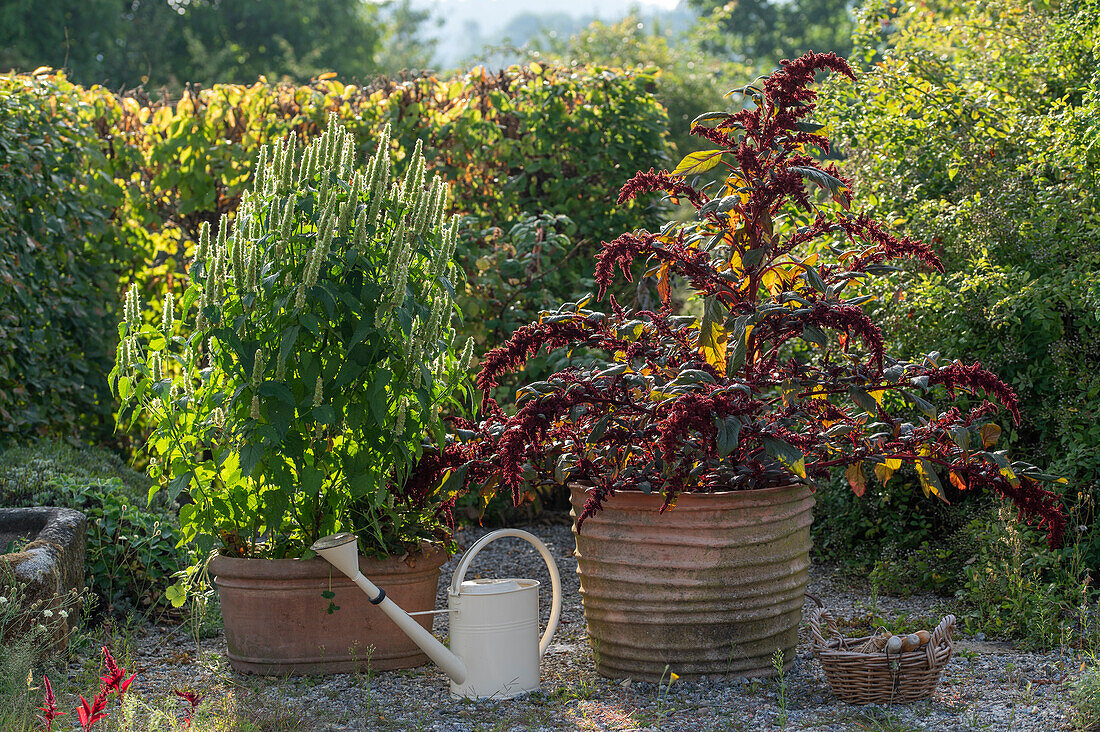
[310,528,561,700]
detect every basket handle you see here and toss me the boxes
[808,605,845,651]
[923,614,955,669]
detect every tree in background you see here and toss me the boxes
[0,0,434,91]
[689,0,853,66]
[0,0,126,85]
[537,12,750,158]
[374,0,440,73]
[176,0,384,86]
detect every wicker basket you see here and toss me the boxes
[809,603,954,704]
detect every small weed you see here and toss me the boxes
[654,664,679,731]
[961,705,993,729]
[1070,654,1100,730]
[772,648,788,729]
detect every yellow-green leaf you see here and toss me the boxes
[672,149,726,176]
[915,459,947,502]
[874,457,902,485]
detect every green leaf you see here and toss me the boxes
[789,165,850,207]
[690,111,732,126]
[801,325,827,348]
[716,416,741,458]
[848,387,880,415]
[165,471,194,502]
[313,404,336,425]
[903,390,937,419]
[949,426,971,453]
[803,265,827,293]
[165,582,187,608]
[742,247,766,268]
[728,327,748,375]
[761,436,807,479]
[671,149,726,176]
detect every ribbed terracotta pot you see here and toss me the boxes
[570,483,813,681]
[210,547,446,675]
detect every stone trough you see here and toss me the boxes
[0,507,86,650]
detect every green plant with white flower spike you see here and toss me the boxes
[110,115,473,560]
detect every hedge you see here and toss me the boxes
[0,64,669,440]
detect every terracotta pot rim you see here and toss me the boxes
[568,481,809,500]
[210,545,448,579]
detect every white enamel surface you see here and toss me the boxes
[446,529,563,699]
[310,528,564,699]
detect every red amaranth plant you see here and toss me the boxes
[77,690,109,730]
[101,645,136,699]
[37,646,210,731]
[422,52,1067,546]
[174,689,205,727]
[36,675,65,731]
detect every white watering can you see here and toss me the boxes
[310,528,562,699]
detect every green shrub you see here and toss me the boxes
[82,64,666,271]
[1072,656,1100,730]
[0,441,182,614]
[812,470,973,585]
[0,74,136,442]
[957,502,1094,650]
[822,0,1100,490]
[818,0,1100,582]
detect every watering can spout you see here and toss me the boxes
[309,534,468,684]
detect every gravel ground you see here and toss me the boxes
[96,521,1078,731]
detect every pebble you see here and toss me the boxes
[90,523,1077,731]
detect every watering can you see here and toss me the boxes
[310,528,562,699]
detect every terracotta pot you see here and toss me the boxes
[211,547,447,675]
[570,483,813,681]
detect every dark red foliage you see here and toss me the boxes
[77,691,109,730]
[475,319,596,393]
[926,361,1022,424]
[617,168,706,208]
[174,689,205,726]
[100,646,135,698]
[432,52,1066,547]
[37,674,65,732]
[802,303,885,369]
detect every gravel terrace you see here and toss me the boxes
[100,521,1078,731]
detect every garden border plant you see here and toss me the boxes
[111,115,472,560]
[424,52,1069,679]
[111,115,474,673]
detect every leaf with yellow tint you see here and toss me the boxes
[657,263,671,304]
[698,296,728,376]
[874,457,902,485]
[948,471,968,491]
[914,458,946,501]
[846,462,866,497]
[980,423,1002,448]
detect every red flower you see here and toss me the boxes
[174,689,205,726]
[100,645,136,698]
[617,168,706,208]
[78,691,109,730]
[37,674,66,732]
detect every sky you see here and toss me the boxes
[419,0,691,67]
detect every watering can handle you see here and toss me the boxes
[449,528,563,658]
